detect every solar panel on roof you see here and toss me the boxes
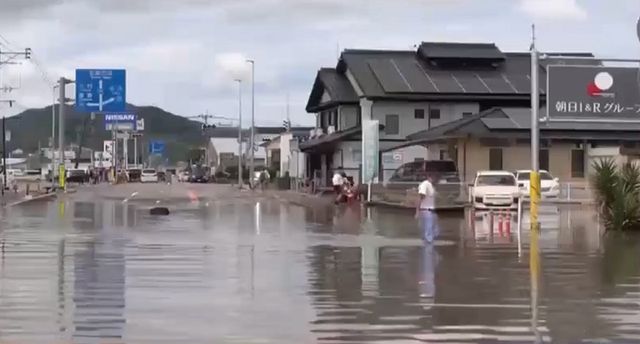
[427,71,465,93]
[368,59,412,93]
[393,59,439,93]
[475,73,515,94]
[505,74,531,94]
[451,73,491,93]
[481,118,520,129]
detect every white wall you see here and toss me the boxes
[279,133,292,174]
[370,101,479,140]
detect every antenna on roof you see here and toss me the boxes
[530,24,536,51]
[286,91,290,124]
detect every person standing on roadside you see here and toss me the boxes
[416,174,439,243]
[332,169,344,200]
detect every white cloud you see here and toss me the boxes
[519,0,588,20]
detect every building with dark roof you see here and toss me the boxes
[384,107,640,182]
[303,41,594,186]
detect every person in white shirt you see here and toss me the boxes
[416,174,439,243]
[332,171,344,195]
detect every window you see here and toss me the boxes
[414,109,425,119]
[439,150,448,160]
[489,148,503,170]
[540,149,549,171]
[414,158,424,162]
[385,114,399,135]
[462,112,473,117]
[429,108,441,119]
[571,149,585,178]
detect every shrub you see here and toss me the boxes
[591,159,640,231]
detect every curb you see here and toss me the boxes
[365,201,466,212]
[7,192,57,207]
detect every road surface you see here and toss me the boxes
[0,182,638,343]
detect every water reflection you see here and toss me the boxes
[0,197,639,343]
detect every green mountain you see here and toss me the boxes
[5,104,206,163]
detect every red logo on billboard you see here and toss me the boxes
[587,72,614,98]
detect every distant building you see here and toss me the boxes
[206,126,292,172]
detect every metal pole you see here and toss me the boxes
[530,26,540,232]
[236,79,243,188]
[51,86,57,189]
[247,59,255,188]
[2,116,6,191]
[134,135,138,168]
[58,77,66,190]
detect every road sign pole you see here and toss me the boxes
[134,134,138,168]
[530,25,540,233]
[2,116,6,192]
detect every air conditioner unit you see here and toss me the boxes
[327,125,336,134]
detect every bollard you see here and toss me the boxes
[489,210,494,234]
[505,211,511,234]
[567,183,571,201]
[498,211,504,236]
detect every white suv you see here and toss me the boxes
[515,170,560,199]
[471,171,520,210]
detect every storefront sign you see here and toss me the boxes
[547,65,640,117]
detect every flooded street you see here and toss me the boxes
[1,185,639,343]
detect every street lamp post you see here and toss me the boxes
[246,59,255,188]
[235,79,243,188]
[51,85,58,189]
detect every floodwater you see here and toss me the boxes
[0,192,639,343]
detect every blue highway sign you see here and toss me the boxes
[150,141,166,154]
[76,69,126,113]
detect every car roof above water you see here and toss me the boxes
[476,170,515,176]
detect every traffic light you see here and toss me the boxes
[201,123,216,132]
[283,119,291,132]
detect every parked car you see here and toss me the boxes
[515,170,560,199]
[140,169,159,183]
[471,171,520,210]
[66,169,88,183]
[178,170,190,182]
[386,159,462,205]
[189,165,209,183]
[128,168,142,182]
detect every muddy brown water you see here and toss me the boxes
[0,193,638,343]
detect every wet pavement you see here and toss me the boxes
[0,185,639,343]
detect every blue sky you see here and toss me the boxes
[0,0,638,126]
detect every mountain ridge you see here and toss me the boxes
[4,104,206,163]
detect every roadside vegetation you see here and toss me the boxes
[591,158,640,231]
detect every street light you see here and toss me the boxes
[51,84,58,189]
[246,59,255,188]
[235,78,243,188]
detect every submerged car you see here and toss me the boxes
[471,171,520,209]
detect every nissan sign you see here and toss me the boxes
[104,112,137,131]
[547,65,640,117]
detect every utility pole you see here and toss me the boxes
[0,47,30,195]
[246,59,255,188]
[529,24,540,232]
[57,77,73,190]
